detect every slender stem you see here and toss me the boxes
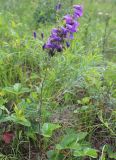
[38,57,49,159]
[38,68,47,133]
[38,57,50,133]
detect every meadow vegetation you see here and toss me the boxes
[0,0,116,159]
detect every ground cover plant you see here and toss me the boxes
[0,0,116,159]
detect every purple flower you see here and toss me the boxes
[66,21,79,33]
[73,5,83,18]
[44,39,62,51]
[43,40,55,49]
[50,34,62,42]
[43,4,83,56]
[66,24,76,32]
[43,42,53,49]
[56,45,63,52]
[33,31,36,39]
[51,28,59,35]
[60,27,69,38]
[64,15,73,24]
[52,27,68,38]
[61,27,68,34]
[73,5,83,10]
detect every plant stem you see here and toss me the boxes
[38,57,50,133]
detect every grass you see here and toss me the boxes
[0,0,116,159]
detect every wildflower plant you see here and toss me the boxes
[43,5,83,57]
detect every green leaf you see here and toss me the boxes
[73,149,85,157]
[41,123,61,138]
[59,134,78,149]
[10,114,31,127]
[3,83,30,95]
[73,147,97,158]
[57,132,87,149]
[47,150,64,160]
[84,148,98,158]
[0,115,12,123]
[47,150,58,160]
[56,144,63,150]
[0,114,31,127]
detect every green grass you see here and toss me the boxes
[0,0,116,160]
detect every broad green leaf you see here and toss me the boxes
[47,150,58,160]
[0,116,13,123]
[47,150,64,160]
[73,149,85,157]
[59,134,78,149]
[3,83,30,95]
[56,144,63,150]
[57,132,87,149]
[41,123,61,138]
[0,114,31,127]
[73,147,97,158]
[10,114,31,127]
[84,148,98,158]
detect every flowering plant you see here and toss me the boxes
[43,5,83,57]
